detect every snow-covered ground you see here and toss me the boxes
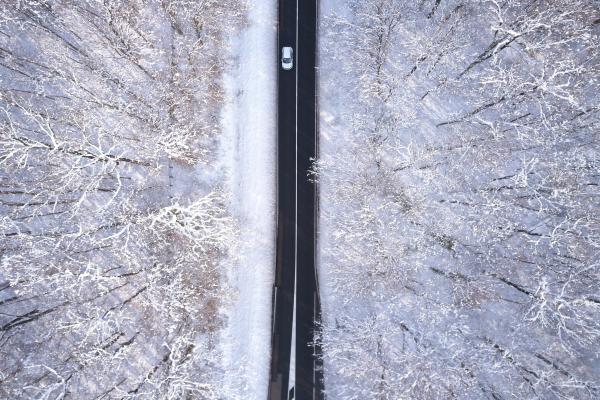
[220,1,277,398]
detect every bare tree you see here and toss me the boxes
[318,0,600,398]
[0,0,244,398]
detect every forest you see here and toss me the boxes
[317,0,600,398]
[0,1,243,398]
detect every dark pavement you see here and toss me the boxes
[295,0,323,398]
[267,0,296,396]
[268,0,323,399]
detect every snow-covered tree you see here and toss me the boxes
[0,0,243,397]
[318,0,600,398]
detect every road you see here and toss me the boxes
[268,0,323,399]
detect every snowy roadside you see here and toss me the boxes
[220,1,277,398]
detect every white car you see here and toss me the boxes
[281,46,293,70]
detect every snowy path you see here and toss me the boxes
[220,1,277,398]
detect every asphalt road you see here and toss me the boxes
[295,0,323,398]
[267,0,297,397]
[268,0,323,399]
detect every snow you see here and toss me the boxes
[219,1,277,398]
[1,1,278,397]
[316,0,600,398]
